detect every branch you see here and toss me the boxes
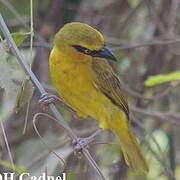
[0,13,106,180]
[131,116,175,179]
[130,106,180,126]
[120,79,174,101]
[119,0,146,33]
[33,113,67,172]
[0,121,15,172]
[110,37,180,50]
[167,0,180,37]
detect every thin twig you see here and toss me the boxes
[22,42,52,49]
[30,0,34,64]
[32,113,106,180]
[22,37,180,51]
[0,121,15,172]
[167,0,180,37]
[0,13,106,180]
[144,141,175,180]
[27,138,70,170]
[7,17,29,27]
[33,113,66,173]
[131,106,180,125]
[132,117,175,179]
[111,37,180,50]
[22,99,31,134]
[0,0,28,26]
[119,0,146,32]
[147,0,166,34]
[120,80,174,101]
[0,0,51,49]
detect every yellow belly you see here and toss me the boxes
[49,47,127,129]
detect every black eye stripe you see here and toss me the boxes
[73,45,90,53]
[72,45,98,56]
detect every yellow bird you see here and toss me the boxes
[47,22,148,173]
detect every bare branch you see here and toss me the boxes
[132,117,176,179]
[110,37,180,50]
[131,106,180,126]
[0,121,15,172]
[120,80,175,101]
[167,0,180,37]
[27,138,70,170]
[33,113,67,173]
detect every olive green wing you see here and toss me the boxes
[92,59,129,119]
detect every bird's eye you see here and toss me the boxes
[84,49,91,54]
[73,45,92,55]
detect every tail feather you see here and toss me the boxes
[113,128,149,174]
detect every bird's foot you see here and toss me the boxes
[38,93,62,111]
[72,129,102,152]
[72,137,94,152]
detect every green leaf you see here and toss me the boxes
[0,160,27,174]
[145,71,180,87]
[14,77,34,113]
[128,0,140,8]
[11,32,29,47]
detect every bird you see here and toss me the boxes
[41,22,149,173]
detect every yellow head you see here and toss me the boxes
[54,22,116,62]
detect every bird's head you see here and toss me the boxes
[54,22,117,62]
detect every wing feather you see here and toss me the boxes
[92,59,129,119]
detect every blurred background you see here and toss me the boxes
[0,0,180,179]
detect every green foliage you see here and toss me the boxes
[150,129,168,153]
[14,77,34,113]
[128,0,140,8]
[144,129,169,180]
[145,71,180,87]
[0,160,27,174]
[11,32,28,47]
[67,171,78,180]
[1,32,28,53]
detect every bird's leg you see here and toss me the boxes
[73,129,102,152]
[38,92,62,110]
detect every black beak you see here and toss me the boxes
[93,46,117,61]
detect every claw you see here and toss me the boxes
[38,93,60,111]
[72,129,102,152]
[73,137,92,152]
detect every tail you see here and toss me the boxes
[113,127,149,174]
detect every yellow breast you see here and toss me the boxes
[49,47,123,129]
